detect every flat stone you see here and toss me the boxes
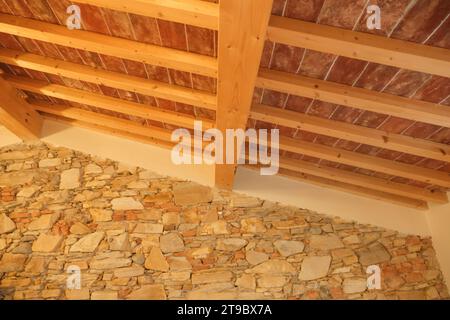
[60,168,80,190]
[32,234,63,253]
[235,274,256,290]
[160,233,184,253]
[241,218,267,233]
[248,260,296,275]
[198,220,229,235]
[145,247,169,271]
[358,243,391,266]
[16,186,40,198]
[126,284,167,300]
[216,238,248,251]
[0,213,16,234]
[28,213,60,231]
[90,209,113,222]
[274,240,305,257]
[70,222,91,235]
[0,171,37,186]
[162,212,180,226]
[309,235,344,251]
[246,251,269,265]
[108,232,130,251]
[12,242,31,254]
[168,257,192,271]
[258,275,287,288]
[343,277,367,294]
[65,289,90,300]
[0,253,27,272]
[70,232,104,253]
[111,197,144,210]
[85,163,103,175]
[39,158,61,168]
[298,256,331,281]
[230,196,262,208]
[91,291,118,300]
[0,239,6,250]
[128,181,149,189]
[25,256,47,274]
[114,266,144,278]
[90,258,131,270]
[134,223,163,234]
[192,271,233,284]
[0,149,39,160]
[173,182,213,206]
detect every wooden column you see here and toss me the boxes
[0,76,42,141]
[215,0,273,189]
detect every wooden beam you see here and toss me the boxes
[5,75,214,130]
[275,167,429,210]
[0,13,217,78]
[0,76,42,140]
[250,104,450,162]
[0,48,216,111]
[32,102,174,142]
[41,113,175,150]
[276,136,450,188]
[268,15,450,78]
[278,156,447,204]
[256,69,450,128]
[215,0,274,190]
[74,0,219,30]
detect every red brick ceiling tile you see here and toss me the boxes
[186,25,216,57]
[285,0,325,21]
[384,70,431,97]
[298,50,335,79]
[326,57,368,85]
[157,20,187,51]
[318,0,367,29]
[307,101,337,118]
[285,95,313,113]
[270,43,304,73]
[354,63,399,91]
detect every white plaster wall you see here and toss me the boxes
[427,200,450,287]
[40,119,215,187]
[0,125,22,148]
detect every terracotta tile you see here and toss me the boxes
[330,106,363,123]
[429,128,450,144]
[145,64,170,83]
[354,111,389,128]
[326,57,368,85]
[186,26,215,57]
[157,20,187,51]
[378,117,414,134]
[169,70,192,88]
[285,0,325,21]
[403,122,441,139]
[384,70,431,97]
[76,4,110,35]
[395,154,424,165]
[4,0,34,18]
[192,75,216,93]
[412,76,450,103]
[0,33,22,50]
[318,0,367,29]
[45,0,73,26]
[272,0,287,15]
[354,144,380,156]
[24,0,58,23]
[391,0,450,43]
[270,43,304,73]
[129,15,161,45]
[355,63,399,91]
[307,101,337,118]
[260,41,275,68]
[261,89,288,107]
[315,135,338,147]
[298,50,335,79]
[426,16,450,48]
[334,140,360,151]
[285,95,313,113]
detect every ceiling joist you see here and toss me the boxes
[0,13,217,78]
[268,15,450,78]
[251,104,450,163]
[277,136,450,188]
[257,69,450,128]
[74,0,219,30]
[0,48,217,111]
[0,76,42,141]
[5,75,214,130]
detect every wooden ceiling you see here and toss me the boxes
[0,0,449,210]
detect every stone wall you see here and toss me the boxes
[0,142,448,300]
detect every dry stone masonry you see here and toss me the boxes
[0,142,448,300]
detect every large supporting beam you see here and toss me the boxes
[0,76,42,141]
[250,104,450,162]
[256,69,450,128]
[268,15,450,78]
[0,48,217,111]
[74,0,219,30]
[6,75,214,130]
[0,13,217,78]
[215,0,274,190]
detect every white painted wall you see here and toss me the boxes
[0,125,22,148]
[40,119,215,187]
[427,200,450,287]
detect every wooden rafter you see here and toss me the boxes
[250,104,450,162]
[74,0,219,30]
[6,75,214,130]
[257,69,450,128]
[268,15,450,78]
[0,13,217,78]
[0,76,42,141]
[278,156,447,204]
[215,0,274,189]
[0,48,216,111]
[277,136,450,188]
